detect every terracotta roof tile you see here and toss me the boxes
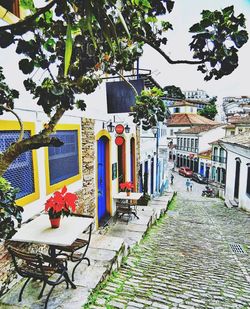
[167,113,218,127]
[175,124,220,134]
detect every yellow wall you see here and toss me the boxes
[44,124,82,195]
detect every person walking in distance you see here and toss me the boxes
[170,173,174,185]
[190,179,193,191]
[185,178,191,191]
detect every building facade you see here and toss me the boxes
[220,132,250,211]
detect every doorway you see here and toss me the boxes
[97,136,110,226]
[234,159,241,199]
[117,140,126,189]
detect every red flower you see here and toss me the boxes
[119,182,134,192]
[45,186,78,218]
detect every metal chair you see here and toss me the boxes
[51,214,93,281]
[7,245,76,309]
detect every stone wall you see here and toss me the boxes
[75,118,96,217]
[136,126,141,190]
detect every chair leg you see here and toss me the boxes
[38,281,46,299]
[44,285,56,309]
[19,278,30,302]
[63,271,77,289]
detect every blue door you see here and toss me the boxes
[98,137,107,222]
[200,163,204,176]
[151,158,154,194]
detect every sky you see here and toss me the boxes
[140,0,250,102]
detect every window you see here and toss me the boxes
[45,125,81,194]
[174,107,180,113]
[1,0,20,17]
[247,166,250,195]
[0,121,39,206]
[170,129,174,136]
[230,130,235,135]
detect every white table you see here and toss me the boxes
[12,214,93,247]
[113,192,143,201]
[113,192,143,219]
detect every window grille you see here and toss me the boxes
[0,130,34,200]
[48,130,79,185]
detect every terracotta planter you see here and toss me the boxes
[49,217,61,228]
[126,191,131,196]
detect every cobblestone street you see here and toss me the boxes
[86,184,250,308]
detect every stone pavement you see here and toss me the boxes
[84,193,250,309]
[0,193,174,309]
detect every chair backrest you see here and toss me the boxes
[7,245,44,277]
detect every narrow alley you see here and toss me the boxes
[86,184,250,308]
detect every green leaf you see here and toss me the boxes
[222,6,234,18]
[20,0,36,13]
[232,30,248,48]
[189,23,205,33]
[117,8,130,38]
[166,0,175,13]
[85,0,97,49]
[64,22,73,77]
[18,59,34,74]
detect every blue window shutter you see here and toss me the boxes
[48,130,79,185]
[0,131,35,199]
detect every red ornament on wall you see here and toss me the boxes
[115,136,125,146]
[115,124,124,134]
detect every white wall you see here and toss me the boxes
[199,126,225,153]
[224,144,250,212]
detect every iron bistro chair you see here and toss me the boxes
[7,245,76,309]
[50,214,93,281]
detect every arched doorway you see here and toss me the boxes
[150,157,154,195]
[177,154,180,167]
[200,162,204,176]
[117,138,126,189]
[130,137,136,190]
[194,158,198,173]
[97,134,111,226]
[234,159,241,199]
[144,160,149,193]
[183,155,187,167]
[180,155,183,167]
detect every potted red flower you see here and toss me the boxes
[45,186,78,228]
[120,181,134,196]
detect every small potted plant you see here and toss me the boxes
[120,181,134,196]
[45,186,78,228]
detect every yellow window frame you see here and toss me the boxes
[44,124,82,195]
[0,120,40,206]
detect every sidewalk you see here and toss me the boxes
[0,192,174,309]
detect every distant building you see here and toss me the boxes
[222,96,250,117]
[174,125,224,178]
[167,100,197,114]
[219,131,250,211]
[183,89,210,101]
[223,115,250,137]
[166,113,218,145]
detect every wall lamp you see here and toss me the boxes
[103,120,115,133]
[124,124,131,133]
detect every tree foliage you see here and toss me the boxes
[198,97,218,120]
[0,0,248,174]
[163,85,185,99]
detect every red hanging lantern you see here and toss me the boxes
[115,124,124,134]
[115,136,124,146]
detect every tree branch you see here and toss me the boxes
[1,106,24,142]
[0,0,59,32]
[116,71,138,97]
[0,106,66,176]
[134,35,204,65]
